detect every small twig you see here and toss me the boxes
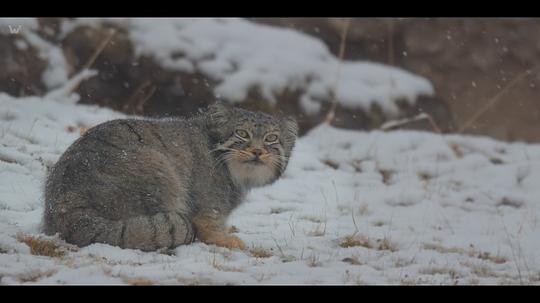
[136,85,156,114]
[500,216,524,284]
[458,67,536,133]
[351,208,359,236]
[387,18,394,66]
[67,28,116,95]
[81,28,117,71]
[380,112,442,134]
[425,113,442,134]
[324,18,351,124]
[271,237,287,259]
[124,80,157,114]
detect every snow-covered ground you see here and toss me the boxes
[1,17,539,285]
[1,93,539,285]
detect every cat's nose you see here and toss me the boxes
[251,148,264,158]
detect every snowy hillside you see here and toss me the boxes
[10,18,433,116]
[1,93,539,284]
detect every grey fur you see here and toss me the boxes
[43,102,298,251]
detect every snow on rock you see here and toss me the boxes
[59,18,433,116]
[1,94,540,284]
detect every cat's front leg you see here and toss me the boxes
[192,208,246,250]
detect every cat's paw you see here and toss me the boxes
[226,225,239,234]
[203,234,246,250]
[221,235,246,250]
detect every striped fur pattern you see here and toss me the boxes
[42,102,298,251]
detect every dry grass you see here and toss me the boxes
[18,269,57,283]
[338,234,398,252]
[17,233,76,258]
[66,125,89,136]
[123,277,155,285]
[249,246,273,258]
[322,159,339,170]
[449,142,464,158]
[423,243,507,264]
[339,234,371,249]
[324,18,351,124]
[461,261,499,278]
[394,257,416,268]
[379,169,394,185]
[300,215,325,223]
[376,238,398,252]
[342,256,363,265]
[458,67,536,133]
[417,171,432,181]
[211,254,243,272]
[306,253,322,267]
[270,207,293,214]
[358,203,371,216]
[372,220,385,227]
[306,223,327,237]
[477,251,507,264]
[419,266,460,280]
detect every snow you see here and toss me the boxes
[20,32,70,90]
[1,93,539,285]
[1,17,539,285]
[56,18,433,116]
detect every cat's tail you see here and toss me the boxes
[49,210,195,251]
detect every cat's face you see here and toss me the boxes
[207,102,298,188]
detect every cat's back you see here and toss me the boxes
[44,117,207,221]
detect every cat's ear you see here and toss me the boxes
[281,115,299,145]
[282,116,298,138]
[207,101,233,128]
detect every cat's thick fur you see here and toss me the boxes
[43,102,298,251]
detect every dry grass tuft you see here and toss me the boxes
[18,269,58,283]
[342,256,363,265]
[376,238,398,252]
[417,171,432,181]
[322,159,340,170]
[306,223,327,237]
[17,233,76,258]
[211,254,243,272]
[270,207,293,214]
[306,253,322,267]
[300,215,325,223]
[249,246,273,258]
[449,143,464,158]
[339,234,371,249]
[423,243,507,264]
[379,169,394,185]
[476,251,507,264]
[338,234,398,252]
[123,278,155,285]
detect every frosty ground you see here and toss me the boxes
[1,94,540,285]
[1,17,540,285]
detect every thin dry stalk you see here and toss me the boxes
[82,28,117,71]
[458,67,536,133]
[324,18,351,124]
[68,28,117,94]
[381,112,442,134]
[387,18,394,66]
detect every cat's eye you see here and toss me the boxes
[235,129,250,139]
[265,134,278,143]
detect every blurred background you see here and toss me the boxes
[1,18,539,142]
